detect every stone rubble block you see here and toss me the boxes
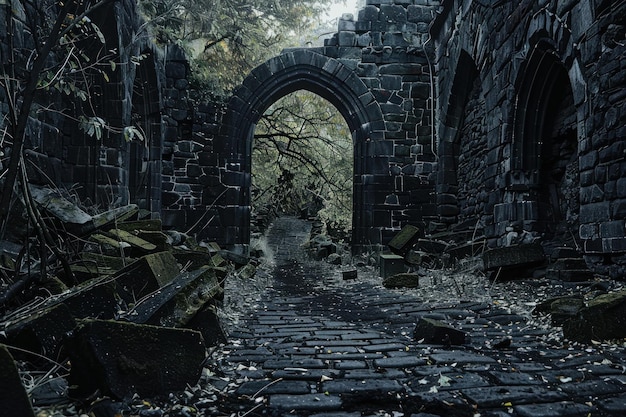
[413,317,466,346]
[113,251,181,302]
[388,224,420,255]
[67,319,206,399]
[562,289,626,342]
[482,243,546,271]
[127,266,223,328]
[383,272,419,288]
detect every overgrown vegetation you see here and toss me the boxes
[253,92,353,241]
[138,0,336,95]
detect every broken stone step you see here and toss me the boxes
[67,319,206,399]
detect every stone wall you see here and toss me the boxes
[432,0,626,276]
[0,0,164,212]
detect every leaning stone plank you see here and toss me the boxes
[388,224,420,255]
[29,184,92,224]
[106,228,158,252]
[127,267,223,327]
[112,251,180,302]
[116,218,163,232]
[563,289,626,343]
[414,317,466,346]
[0,345,35,417]
[66,320,206,399]
[482,243,545,271]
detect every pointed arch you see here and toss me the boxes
[218,48,385,250]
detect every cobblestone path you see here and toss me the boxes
[216,217,626,417]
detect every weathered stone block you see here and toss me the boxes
[128,266,223,327]
[482,243,546,271]
[383,272,419,288]
[379,253,405,278]
[113,251,181,302]
[0,345,35,417]
[413,317,466,345]
[563,289,626,342]
[67,320,206,399]
[387,224,420,255]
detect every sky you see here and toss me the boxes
[325,0,361,20]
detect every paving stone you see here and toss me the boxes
[558,379,625,397]
[373,356,426,368]
[343,369,407,380]
[461,386,568,407]
[408,372,490,392]
[236,379,310,396]
[487,370,543,385]
[362,342,408,352]
[317,353,384,361]
[429,351,497,365]
[268,393,342,411]
[514,401,593,417]
[334,360,369,370]
[272,369,342,381]
[263,358,328,369]
[598,393,626,413]
[323,379,405,394]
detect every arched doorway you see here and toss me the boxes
[514,41,579,245]
[251,91,353,240]
[218,49,385,251]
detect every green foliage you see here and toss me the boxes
[137,0,336,94]
[252,91,353,239]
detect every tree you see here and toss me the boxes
[137,0,337,94]
[252,91,353,239]
[0,0,131,303]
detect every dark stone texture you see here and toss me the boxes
[0,345,35,417]
[413,317,466,346]
[67,320,205,399]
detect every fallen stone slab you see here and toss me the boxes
[388,224,420,255]
[482,243,546,271]
[383,272,419,289]
[113,251,181,302]
[127,266,223,328]
[106,228,158,253]
[413,317,466,346]
[562,289,626,342]
[66,319,206,399]
[0,344,35,417]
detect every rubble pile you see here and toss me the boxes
[0,185,251,414]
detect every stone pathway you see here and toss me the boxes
[215,217,626,417]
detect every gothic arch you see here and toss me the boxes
[437,50,480,223]
[513,36,579,243]
[219,48,385,250]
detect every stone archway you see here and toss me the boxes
[218,48,385,251]
[513,39,579,244]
